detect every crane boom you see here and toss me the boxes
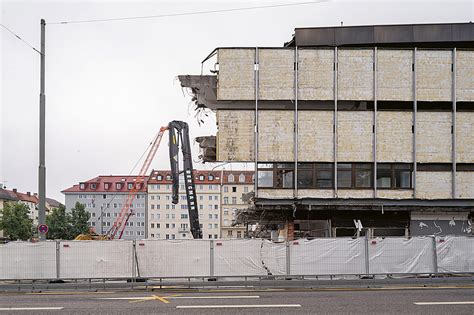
[168,120,202,239]
[108,126,167,239]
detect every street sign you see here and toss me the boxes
[38,224,48,234]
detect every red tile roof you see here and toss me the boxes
[61,176,148,193]
[0,189,39,204]
[147,170,254,185]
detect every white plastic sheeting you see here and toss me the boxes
[213,240,286,276]
[136,240,210,277]
[59,240,133,278]
[290,238,366,275]
[436,236,474,273]
[0,241,56,279]
[368,237,435,274]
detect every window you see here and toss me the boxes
[232,187,237,193]
[128,183,133,189]
[166,195,170,200]
[116,183,121,190]
[208,234,212,239]
[92,213,96,217]
[199,175,205,181]
[377,164,412,189]
[171,214,175,219]
[166,223,170,228]
[224,197,229,204]
[224,186,228,193]
[208,224,212,229]
[157,175,163,181]
[237,231,242,238]
[104,183,109,190]
[166,205,170,210]
[239,174,245,183]
[166,214,170,219]
[337,163,373,189]
[244,186,249,193]
[228,174,234,182]
[209,214,213,219]
[208,175,214,181]
[151,223,155,228]
[214,196,218,200]
[223,209,229,215]
[171,223,175,228]
[231,197,237,204]
[214,214,218,219]
[166,175,171,181]
[224,219,229,226]
[214,205,218,210]
[199,205,203,210]
[227,230,232,236]
[181,214,188,219]
[208,205,213,210]
[80,183,85,190]
[166,234,170,239]
[214,234,218,239]
[151,204,155,210]
[90,183,96,190]
[157,205,160,210]
[209,196,212,201]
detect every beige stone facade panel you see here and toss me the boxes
[417,112,452,163]
[259,49,294,100]
[377,111,413,162]
[338,111,373,162]
[298,111,334,162]
[456,50,474,101]
[338,49,374,100]
[377,49,413,101]
[258,189,293,199]
[377,190,414,199]
[416,172,452,199]
[258,110,294,161]
[298,189,334,198]
[456,112,474,163]
[456,172,474,199]
[337,189,373,199]
[416,50,452,101]
[217,110,254,162]
[298,49,334,100]
[217,49,255,100]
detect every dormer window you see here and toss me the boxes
[208,175,214,181]
[199,175,205,181]
[128,183,133,189]
[136,183,141,189]
[166,175,171,181]
[79,183,86,190]
[104,183,110,190]
[116,183,122,190]
[239,174,245,183]
[157,175,163,181]
[90,183,97,190]
[228,174,234,182]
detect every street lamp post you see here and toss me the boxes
[38,18,46,240]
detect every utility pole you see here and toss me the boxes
[38,19,46,240]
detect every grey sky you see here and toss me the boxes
[1,0,472,203]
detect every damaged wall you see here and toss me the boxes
[217,110,254,161]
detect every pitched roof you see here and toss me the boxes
[147,170,254,185]
[0,189,18,201]
[46,198,63,208]
[61,175,148,193]
[14,192,39,204]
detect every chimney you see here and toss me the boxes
[27,192,31,196]
[13,188,17,193]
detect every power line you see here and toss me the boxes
[0,23,41,54]
[48,0,330,25]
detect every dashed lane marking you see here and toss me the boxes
[0,307,64,311]
[169,295,260,300]
[414,301,474,305]
[176,304,301,309]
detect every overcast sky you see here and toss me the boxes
[1,0,472,203]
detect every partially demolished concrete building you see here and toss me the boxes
[180,23,474,238]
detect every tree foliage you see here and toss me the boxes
[46,202,90,240]
[0,202,34,241]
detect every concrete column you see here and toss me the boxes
[413,48,418,196]
[254,47,259,198]
[333,47,339,197]
[373,47,378,198]
[452,48,457,198]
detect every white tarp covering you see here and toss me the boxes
[59,240,133,278]
[290,238,365,275]
[368,237,435,274]
[136,240,210,277]
[436,236,474,273]
[214,239,286,276]
[0,241,56,279]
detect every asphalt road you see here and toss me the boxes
[0,287,473,314]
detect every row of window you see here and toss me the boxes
[149,184,220,191]
[150,204,219,210]
[78,194,144,199]
[150,194,220,201]
[257,163,413,189]
[79,182,144,191]
[151,173,248,183]
[89,211,145,218]
[84,202,145,209]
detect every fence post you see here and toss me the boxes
[55,240,60,280]
[286,241,291,276]
[132,240,137,281]
[209,240,215,277]
[432,236,438,274]
[364,235,370,275]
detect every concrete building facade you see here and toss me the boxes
[180,23,474,238]
[62,176,147,240]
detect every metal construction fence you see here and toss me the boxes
[0,236,472,280]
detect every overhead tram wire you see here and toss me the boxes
[0,23,41,54]
[46,0,330,25]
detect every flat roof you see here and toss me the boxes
[286,22,474,48]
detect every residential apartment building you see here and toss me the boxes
[62,176,147,239]
[180,23,474,238]
[147,170,253,240]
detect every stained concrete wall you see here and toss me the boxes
[258,189,293,199]
[217,49,255,100]
[416,50,452,102]
[338,111,373,162]
[298,111,334,162]
[298,189,334,199]
[377,190,414,199]
[217,110,254,162]
[338,49,374,101]
[416,172,452,199]
[258,49,295,100]
[377,49,413,101]
[337,190,373,199]
[456,50,474,101]
[417,112,452,163]
[377,111,413,162]
[258,110,294,161]
[298,49,334,100]
[456,172,474,199]
[456,112,474,163]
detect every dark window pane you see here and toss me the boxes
[355,169,372,188]
[298,170,313,188]
[258,171,273,188]
[276,169,293,188]
[316,170,333,188]
[394,163,411,170]
[297,163,313,169]
[316,163,333,169]
[338,163,352,169]
[395,170,411,188]
[377,166,392,188]
[355,163,372,169]
[337,171,352,188]
[276,163,293,169]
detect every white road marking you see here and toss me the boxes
[98,297,150,300]
[169,296,260,299]
[176,304,302,309]
[414,301,474,305]
[0,307,64,311]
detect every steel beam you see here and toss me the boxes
[294,47,299,198]
[452,48,457,198]
[254,47,259,198]
[413,48,417,197]
[373,47,378,198]
[333,47,338,198]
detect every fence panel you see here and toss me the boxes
[0,241,56,280]
[368,237,435,274]
[213,239,286,276]
[436,236,474,273]
[290,238,366,275]
[136,240,210,277]
[59,240,133,278]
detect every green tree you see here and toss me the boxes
[0,202,34,241]
[46,204,73,240]
[69,202,90,237]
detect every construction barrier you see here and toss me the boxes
[0,236,473,280]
